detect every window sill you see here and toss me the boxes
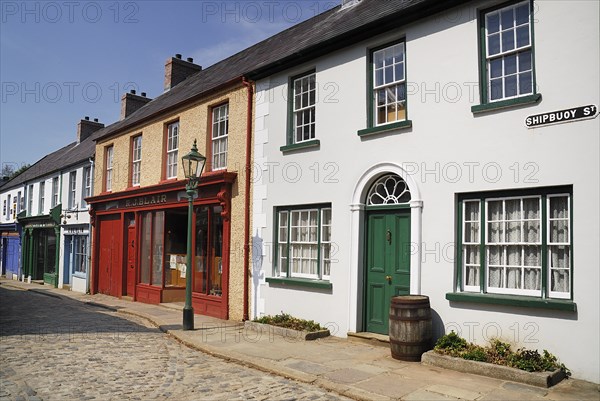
[357,120,413,137]
[280,139,320,153]
[266,277,332,290]
[445,292,576,312]
[471,94,542,114]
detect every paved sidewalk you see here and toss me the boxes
[2,279,598,401]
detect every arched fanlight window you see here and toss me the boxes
[366,174,411,206]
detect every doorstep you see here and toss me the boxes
[347,332,390,348]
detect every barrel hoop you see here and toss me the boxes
[390,301,430,307]
[389,338,430,346]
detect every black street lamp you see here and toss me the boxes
[181,139,206,330]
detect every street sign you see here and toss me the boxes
[525,105,598,128]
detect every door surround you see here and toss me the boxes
[349,162,423,333]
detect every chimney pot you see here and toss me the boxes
[175,53,182,59]
[94,118,99,122]
[187,57,193,63]
[131,89,136,95]
[141,92,147,97]
[85,116,89,120]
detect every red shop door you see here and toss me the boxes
[126,223,136,296]
[98,215,122,296]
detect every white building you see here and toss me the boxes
[249,0,599,382]
[0,117,104,293]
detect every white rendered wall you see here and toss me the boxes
[252,0,598,381]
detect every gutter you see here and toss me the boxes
[86,157,94,294]
[242,77,253,321]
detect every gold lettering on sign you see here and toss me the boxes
[125,194,170,208]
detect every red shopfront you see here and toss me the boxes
[87,172,236,319]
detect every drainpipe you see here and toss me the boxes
[242,77,253,321]
[86,157,94,294]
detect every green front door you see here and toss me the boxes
[365,210,411,334]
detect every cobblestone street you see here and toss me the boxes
[0,286,347,401]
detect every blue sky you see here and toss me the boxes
[0,0,337,171]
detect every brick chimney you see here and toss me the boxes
[121,90,152,120]
[164,54,202,92]
[77,117,105,143]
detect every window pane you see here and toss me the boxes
[551,269,569,292]
[375,69,383,87]
[523,197,539,219]
[489,222,504,243]
[524,220,539,242]
[209,206,224,296]
[501,30,515,52]
[524,268,540,290]
[506,222,521,242]
[152,211,164,286]
[394,62,404,82]
[524,246,540,266]
[551,246,569,268]
[506,267,521,289]
[194,207,209,293]
[504,75,517,97]
[487,13,500,33]
[374,51,384,68]
[489,245,502,265]
[550,220,569,243]
[550,197,568,218]
[515,3,529,25]
[466,265,480,287]
[490,78,503,100]
[490,58,503,78]
[384,66,393,84]
[505,199,520,219]
[516,25,530,48]
[464,222,479,243]
[519,72,532,94]
[504,54,517,75]
[488,34,501,55]
[501,9,514,29]
[140,212,152,284]
[489,266,503,288]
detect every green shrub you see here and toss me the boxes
[433,333,569,374]
[254,312,322,332]
[462,345,488,362]
[434,331,468,356]
[487,338,512,365]
[508,349,569,374]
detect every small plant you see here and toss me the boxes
[434,331,468,356]
[508,349,570,375]
[487,338,512,365]
[433,333,569,374]
[254,312,323,332]
[462,345,488,362]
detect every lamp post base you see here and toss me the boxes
[183,307,194,330]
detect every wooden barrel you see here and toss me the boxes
[389,295,432,362]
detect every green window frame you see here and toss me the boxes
[473,0,540,112]
[274,204,332,281]
[358,40,412,136]
[287,70,316,145]
[456,186,573,301]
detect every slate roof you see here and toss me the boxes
[98,0,468,140]
[1,126,110,192]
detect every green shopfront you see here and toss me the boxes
[17,205,61,286]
